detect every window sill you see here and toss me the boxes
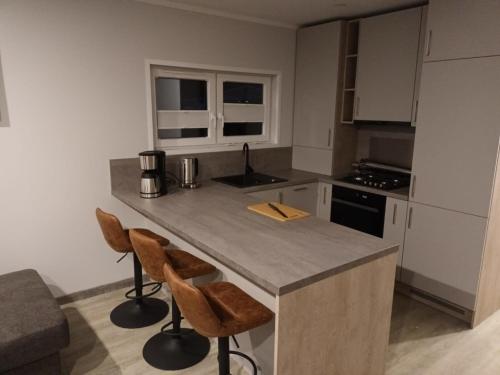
[155,141,282,155]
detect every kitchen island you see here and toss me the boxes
[110,158,398,375]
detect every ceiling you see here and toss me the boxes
[140,0,425,28]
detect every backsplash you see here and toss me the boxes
[165,147,292,181]
[110,147,293,189]
[356,125,415,170]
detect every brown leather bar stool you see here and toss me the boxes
[129,228,217,371]
[95,208,169,329]
[162,262,274,375]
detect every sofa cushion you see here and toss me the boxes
[0,269,69,372]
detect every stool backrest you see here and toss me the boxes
[129,228,170,282]
[163,263,222,337]
[95,208,132,253]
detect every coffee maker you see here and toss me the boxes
[139,150,166,198]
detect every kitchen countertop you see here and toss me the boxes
[110,160,398,296]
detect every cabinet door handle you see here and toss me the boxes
[392,204,397,225]
[293,187,308,192]
[413,100,419,123]
[327,129,332,147]
[355,96,360,116]
[425,29,433,57]
[323,186,327,205]
[279,191,283,204]
[408,207,413,229]
[411,175,416,198]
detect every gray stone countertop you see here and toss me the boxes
[111,164,398,296]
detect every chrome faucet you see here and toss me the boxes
[242,143,254,176]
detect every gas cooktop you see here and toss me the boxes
[341,163,411,191]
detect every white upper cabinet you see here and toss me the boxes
[293,22,341,150]
[424,0,500,62]
[411,56,500,217]
[411,5,427,127]
[355,7,422,122]
[401,202,487,309]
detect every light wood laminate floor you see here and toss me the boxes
[61,287,500,374]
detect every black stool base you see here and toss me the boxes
[143,328,210,370]
[110,298,168,329]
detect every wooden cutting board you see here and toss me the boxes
[247,202,310,222]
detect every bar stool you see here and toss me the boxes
[129,228,217,370]
[162,262,274,375]
[95,208,169,329]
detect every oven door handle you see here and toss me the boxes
[332,198,380,213]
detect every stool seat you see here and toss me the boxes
[199,282,274,337]
[169,249,216,280]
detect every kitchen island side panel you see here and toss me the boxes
[274,252,397,375]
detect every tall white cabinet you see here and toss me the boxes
[410,56,500,218]
[401,2,500,325]
[402,203,487,309]
[292,21,343,175]
[355,7,422,122]
[424,0,500,62]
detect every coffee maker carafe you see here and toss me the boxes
[139,150,166,198]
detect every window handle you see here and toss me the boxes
[217,113,224,128]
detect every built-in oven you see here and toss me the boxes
[331,185,386,238]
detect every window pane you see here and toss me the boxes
[158,128,208,139]
[223,122,263,137]
[223,82,263,104]
[156,78,207,111]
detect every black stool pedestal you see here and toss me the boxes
[142,297,210,370]
[110,253,168,329]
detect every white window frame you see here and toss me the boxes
[146,60,281,153]
[216,73,271,144]
[0,56,9,127]
[152,69,216,148]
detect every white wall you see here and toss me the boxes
[0,0,296,297]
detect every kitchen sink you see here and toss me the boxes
[213,173,288,188]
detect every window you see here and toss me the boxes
[0,57,8,127]
[153,70,216,147]
[152,67,273,149]
[216,74,271,144]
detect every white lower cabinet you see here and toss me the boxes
[401,202,487,310]
[281,183,318,215]
[316,183,332,221]
[248,183,322,217]
[247,188,281,204]
[383,197,408,278]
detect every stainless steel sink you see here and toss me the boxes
[213,173,287,188]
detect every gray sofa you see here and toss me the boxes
[0,269,69,374]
